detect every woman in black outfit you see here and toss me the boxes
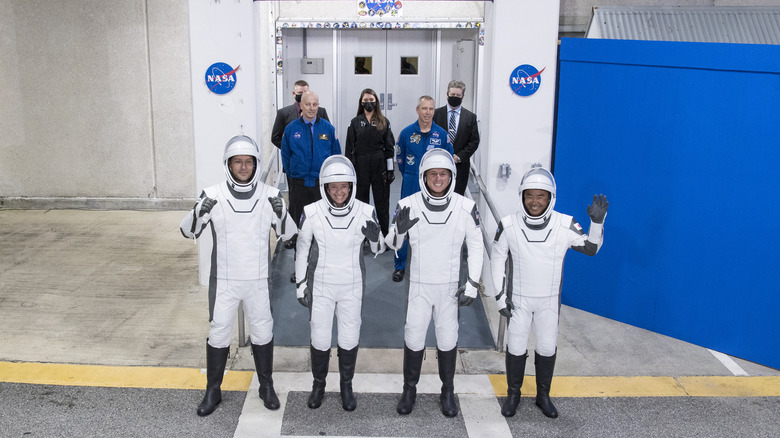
[345,88,396,235]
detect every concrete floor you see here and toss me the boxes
[2,208,779,438]
[1,208,777,378]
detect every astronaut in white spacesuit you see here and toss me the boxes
[385,148,483,418]
[491,165,608,419]
[295,155,385,412]
[180,135,296,417]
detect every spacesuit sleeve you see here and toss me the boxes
[384,202,406,252]
[490,219,510,308]
[367,208,386,255]
[271,193,297,242]
[179,191,211,239]
[569,218,604,256]
[463,204,484,298]
[294,210,314,299]
[396,136,406,175]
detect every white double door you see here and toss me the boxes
[336,30,436,146]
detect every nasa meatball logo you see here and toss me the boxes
[205,62,239,95]
[510,64,545,97]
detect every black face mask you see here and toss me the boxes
[294,93,302,103]
[361,101,377,112]
[447,96,463,108]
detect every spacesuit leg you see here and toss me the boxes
[208,279,241,349]
[243,280,274,346]
[532,295,560,357]
[505,296,533,357]
[310,284,337,351]
[403,282,434,352]
[437,347,458,417]
[431,282,459,352]
[334,283,362,351]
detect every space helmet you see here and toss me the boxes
[319,155,357,216]
[418,148,457,207]
[518,164,556,225]
[223,135,261,191]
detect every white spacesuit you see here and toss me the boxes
[180,135,295,417]
[295,154,384,412]
[491,165,607,419]
[384,148,483,418]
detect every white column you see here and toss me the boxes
[480,0,561,221]
[189,0,258,284]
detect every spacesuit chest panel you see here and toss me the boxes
[206,183,272,280]
[512,211,569,297]
[311,201,365,285]
[407,195,465,283]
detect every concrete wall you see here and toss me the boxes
[0,0,194,209]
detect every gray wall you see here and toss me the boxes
[0,0,194,208]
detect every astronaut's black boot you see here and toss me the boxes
[396,345,424,415]
[308,346,330,409]
[338,345,359,411]
[251,339,280,410]
[437,347,458,417]
[197,341,230,417]
[534,351,559,418]
[501,351,527,417]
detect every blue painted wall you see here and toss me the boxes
[554,38,780,369]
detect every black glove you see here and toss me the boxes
[268,195,284,219]
[587,194,609,224]
[361,220,380,243]
[384,170,395,185]
[499,299,514,320]
[394,206,419,235]
[198,197,217,217]
[456,285,475,307]
[297,287,312,308]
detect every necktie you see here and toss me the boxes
[308,122,314,137]
[448,110,457,145]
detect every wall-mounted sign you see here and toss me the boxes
[509,64,545,97]
[204,62,239,95]
[357,1,403,19]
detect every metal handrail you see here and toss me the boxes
[238,150,281,347]
[469,161,508,352]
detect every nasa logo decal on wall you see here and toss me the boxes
[205,62,239,95]
[510,64,545,97]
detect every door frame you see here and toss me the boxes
[273,20,486,145]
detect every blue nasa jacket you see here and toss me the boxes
[396,121,452,197]
[281,117,342,187]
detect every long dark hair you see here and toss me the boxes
[356,88,387,131]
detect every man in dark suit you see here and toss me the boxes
[433,80,480,195]
[271,80,330,149]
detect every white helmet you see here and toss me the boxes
[418,148,457,207]
[223,135,261,191]
[319,155,357,216]
[518,164,556,225]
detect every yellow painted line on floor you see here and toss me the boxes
[0,361,253,391]
[489,374,780,398]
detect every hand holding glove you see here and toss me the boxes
[499,298,514,320]
[456,284,476,307]
[587,194,609,224]
[394,206,419,235]
[297,285,312,308]
[199,197,217,217]
[268,194,284,219]
[361,220,380,243]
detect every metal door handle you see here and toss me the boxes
[387,93,398,111]
[380,93,385,111]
